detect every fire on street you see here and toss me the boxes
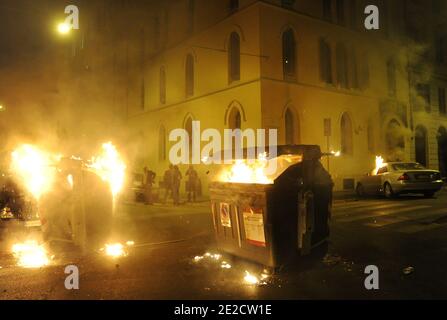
[0,0,446,312]
[1,190,447,300]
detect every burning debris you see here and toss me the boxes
[193,252,271,286]
[100,241,135,258]
[243,271,270,286]
[331,150,341,157]
[12,240,50,268]
[104,243,126,258]
[193,252,222,262]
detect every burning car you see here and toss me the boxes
[356,158,444,198]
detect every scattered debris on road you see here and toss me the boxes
[403,266,415,275]
[193,252,272,287]
[12,240,50,268]
[243,271,269,286]
[322,254,342,266]
[193,252,221,262]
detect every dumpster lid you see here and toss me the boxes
[212,145,322,185]
[213,145,322,161]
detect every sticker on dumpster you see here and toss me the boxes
[243,208,266,247]
[220,203,231,228]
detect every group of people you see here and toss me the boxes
[142,165,199,206]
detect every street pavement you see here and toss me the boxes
[0,191,446,300]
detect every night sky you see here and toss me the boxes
[0,0,69,68]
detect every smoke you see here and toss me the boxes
[0,0,143,170]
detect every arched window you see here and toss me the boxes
[185,54,194,97]
[282,29,296,80]
[415,125,428,167]
[159,125,166,161]
[228,107,242,158]
[228,107,241,130]
[285,108,299,145]
[185,116,193,159]
[437,127,447,177]
[228,32,240,83]
[340,112,353,155]
[336,43,348,88]
[160,67,166,104]
[319,39,332,84]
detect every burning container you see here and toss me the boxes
[40,158,113,251]
[209,145,333,268]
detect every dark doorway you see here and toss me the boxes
[415,125,428,167]
[438,127,447,177]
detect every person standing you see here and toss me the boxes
[172,165,182,205]
[163,165,173,203]
[185,165,198,203]
[143,167,156,205]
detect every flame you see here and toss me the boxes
[243,270,270,285]
[67,174,74,189]
[219,153,273,185]
[374,156,385,175]
[244,271,259,285]
[104,243,126,258]
[331,150,341,157]
[11,145,56,200]
[88,142,126,197]
[12,241,50,268]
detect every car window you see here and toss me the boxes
[377,166,388,174]
[392,163,425,171]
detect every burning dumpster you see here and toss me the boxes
[209,145,333,268]
[40,157,114,250]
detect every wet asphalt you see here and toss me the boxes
[0,191,446,300]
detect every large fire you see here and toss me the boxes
[87,142,126,197]
[11,145,56,200]
[11,142,126,199]
[219,153,273,185]
[218,154,303,185]
[12,241,50,268]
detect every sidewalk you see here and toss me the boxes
[118,199,210,218]
[121,185,446,213]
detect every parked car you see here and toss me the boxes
[356,162,444,198]
[0,174,41,238]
